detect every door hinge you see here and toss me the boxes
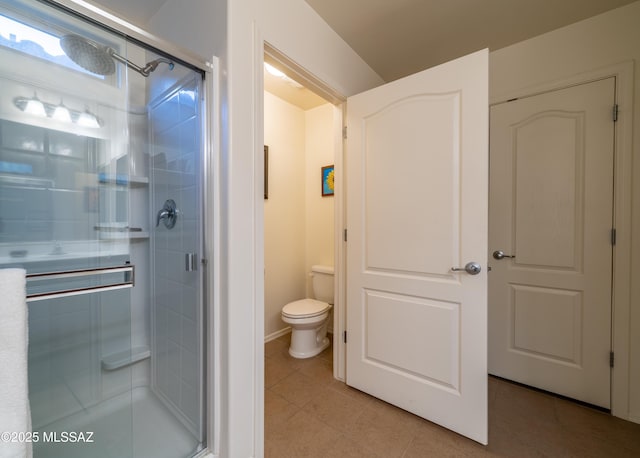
[342,126,348,139]
[611,228,617,246]
[343,330,347,343]
[343,228,348,242]
[613,104,619,122]
[610,351,615,368]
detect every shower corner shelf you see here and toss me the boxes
[101,346,151,371]
[98,231,150,240]
[98,173,149,187]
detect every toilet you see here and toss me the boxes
[281,265,334,358]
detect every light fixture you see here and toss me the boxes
[76,110,101,128]
[265,62,285,77]
[264,62,304,89]
[52,102,72,123]
[24,95,46,117]
[14,95,102,128]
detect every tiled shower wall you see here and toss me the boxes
[149,74,202,438]
[0,117,135,427]
[0,120,98,243]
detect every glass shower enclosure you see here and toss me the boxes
[0,1,207,457]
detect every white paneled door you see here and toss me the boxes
[488,78,615,408]
[346,50,489,444]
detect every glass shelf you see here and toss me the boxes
[98,231,149,240]
[98,173,149,187]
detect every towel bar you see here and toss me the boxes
[26,264,134,302]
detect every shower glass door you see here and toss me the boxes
[0,1,205,457]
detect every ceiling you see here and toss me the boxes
[89,0,169,27]
[305,0,637,82]
[264,66,328,111]
[91,0,637,109]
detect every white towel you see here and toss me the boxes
[0,268,32,458]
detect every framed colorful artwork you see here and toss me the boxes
[322,164,334,196]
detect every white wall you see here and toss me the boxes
[304,104,335,297]
[263,92,307,338]
[490,0,640,423]
[147,0,224,61]
[263,94,335,338]
[222,2,382,455]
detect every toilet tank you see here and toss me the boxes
[311,265,334,304]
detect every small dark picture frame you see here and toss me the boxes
[264,145,269,199]
[321,164,334,197]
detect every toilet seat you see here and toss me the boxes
[282,298,330,319]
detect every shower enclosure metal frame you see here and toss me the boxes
[35,0,218,456]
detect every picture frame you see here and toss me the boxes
[264,145,269,199]
[321,164,334,197]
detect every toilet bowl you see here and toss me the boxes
[281,265,334,358]
[282,299,332,358]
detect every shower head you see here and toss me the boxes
[60,34,174,77]
[60,34,116,75]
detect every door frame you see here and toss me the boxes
[262,43,349,382]
[489,61,634,421]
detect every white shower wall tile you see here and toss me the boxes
[149,75,202,434]
[179,118,197,153]
[168,310,182,344]
[167,251,184,280]
[129,242,150,351]
[166,281,183,312]
[181,318,197,354]
[152,94,180,133]
[180,191,197,223]
[156,304,168,340]
[178,90,196,121]
[179,382,199,424]
[167,371,180,407]
[182,287,197,321]
[155,250,170,281]
[181,223,197,254]
[167,169,182,190]
[180,350,198,387]
[132,359,150,388]
[167,339,181,376]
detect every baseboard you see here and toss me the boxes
[628,414,640,425]
[265,327,291,343]
[264,327,333,343]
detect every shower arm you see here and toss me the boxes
[107,49,173,77]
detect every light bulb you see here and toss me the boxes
[77,111,100,128]
[264,62,285,78]
[52,103,72,123]
[24,97,46,116]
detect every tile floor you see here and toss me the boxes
[265,334,640,457]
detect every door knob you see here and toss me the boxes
[451,262,482,275]
[492,250,515,260]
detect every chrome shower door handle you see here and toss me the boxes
[451,262,482,275]
[185,253,198,272]
[156,199,178,229]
